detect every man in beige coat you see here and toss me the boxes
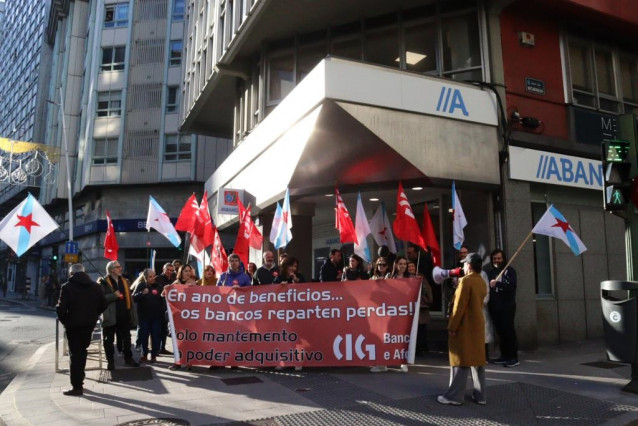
[438,253,488,405]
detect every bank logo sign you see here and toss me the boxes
[436,87,469,116]
[509,146,602,190]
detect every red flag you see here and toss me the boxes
[175,193,199,233]
[234,200,251,267]
[211,226,228,276]
[250,223,263,250]
[393,182,425,249]
[235,200,265,266]
[422,206,441,266]
[335,188,358,244]
[104,211,119,261]
[194,191,215,247]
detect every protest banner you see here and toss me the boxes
[165,278,421,368]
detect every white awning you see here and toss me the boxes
[206,58,500,228]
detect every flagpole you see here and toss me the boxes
[495,231,533,282]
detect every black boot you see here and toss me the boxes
[63,387,83,396]
[107,359,115,370]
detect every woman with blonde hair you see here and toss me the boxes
[197,265,217,286]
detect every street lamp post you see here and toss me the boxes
[48,87,73,241]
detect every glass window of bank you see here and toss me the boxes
[260,0,483,126]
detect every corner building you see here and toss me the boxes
[181,0,630,348]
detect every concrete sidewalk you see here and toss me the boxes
[0,332,637,426]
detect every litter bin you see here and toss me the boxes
[601,280,638,363]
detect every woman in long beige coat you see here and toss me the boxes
[438,253,488,406]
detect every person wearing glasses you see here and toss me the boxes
[101,261,140,370]
[370,257,390,280]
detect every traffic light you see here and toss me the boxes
[602,139,632,212]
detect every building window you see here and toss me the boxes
[166,86,179,113]
[101,46,126,71]
[169,40,183,66]
[92,138,119,165]
[620,56,638,115]
[564,36,638,114]
[172,0,185,22]
[440,12,482,81]
[267,52,294,109]
[96,91,122,117]
[164,134,191,161]
[532,202,553,297]
[104,3,129,28]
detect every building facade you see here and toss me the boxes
[493,0,637,346]
[35,0,231,284]
[0,0,52,293]
[180,0,635,349]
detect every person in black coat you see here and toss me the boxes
[319,248,343,282]
[56,264,107,396]
[132,269,163,363]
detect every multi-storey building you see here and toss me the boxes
[180,0,635,348]
[36,0,231,283]
[0,0,52,292]
[496,0,637,346]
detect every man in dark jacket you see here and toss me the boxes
[319,249,342,282]
[487,249,519,367]
[255,251,279,284]
[56,264,107,396]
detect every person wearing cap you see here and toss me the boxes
[438,253,487,406]
[56,264,107,396]
[487,249,518,367]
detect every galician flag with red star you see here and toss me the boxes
[146,195,181,247]
[0,193,59,256]
[532,205,587,256]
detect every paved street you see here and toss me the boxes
[0,296,637,425]
[0,295,56,395]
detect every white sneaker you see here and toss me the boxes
[400,364,409,373]
[437,395,462,405]
[370,366,388,373]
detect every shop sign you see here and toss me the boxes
[217,188,244,215]
[509,146,602,190]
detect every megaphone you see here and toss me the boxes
[432,267,464,285]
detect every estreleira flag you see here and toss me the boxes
[271,189,292,249]
[175,193,199,233]
[0,193,59,257]
[335,188,358,244]
[369,201,397,253]
[393,182,425,249]
[211,226,228,275]
[422,206,441,266]
[146,196,181,247]
[194,191,215,247]
[532,205,587,256]
[269,202,283,247]
[452,181,467,250]
[234,199,263,266]
[104,210,119,261]
[354,193,371,262]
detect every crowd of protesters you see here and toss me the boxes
[53,243,516,406]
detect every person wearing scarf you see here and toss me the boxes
[100,260,139,370]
